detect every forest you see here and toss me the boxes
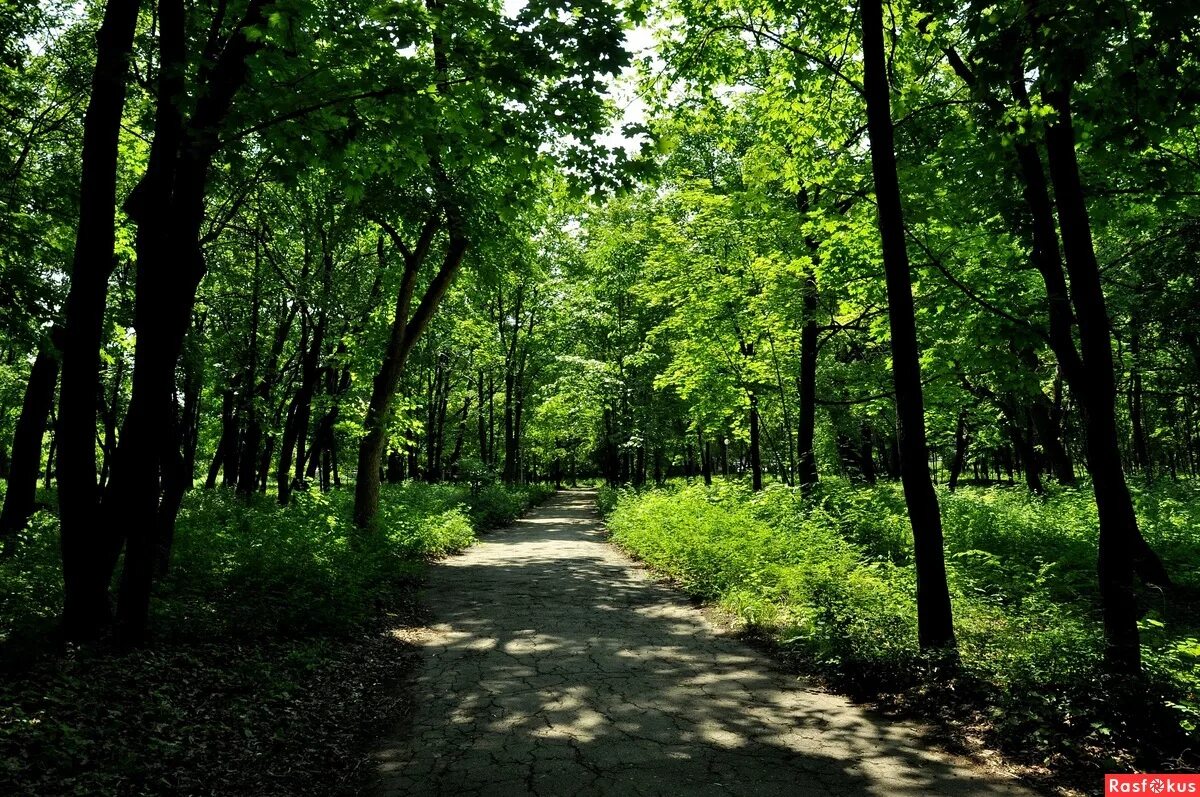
[1,0,1198,793]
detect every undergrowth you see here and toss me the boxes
[604,479,1200,781]
[0,480,554,795]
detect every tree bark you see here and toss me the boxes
[354,218,467,528]
[796,193,821,493]
[236,244,263,496]
[948,411,968,493]
[104,0,273,644]
[1041,85,1151,670]
[56,0,142,639]
[205,388,236,488]
[278,268,330,504]
[1129,321,1150,476]
[749,393,763,491]
[1,332,61,542]
[861,0,955,650]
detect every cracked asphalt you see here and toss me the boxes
[372,489,1034,796]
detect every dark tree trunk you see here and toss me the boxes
[1009,411,1044,495]
[180,353,202,487]
[1129,323,1150,476]
[98,355,124,490]
[236,250,262,497]
[861,0,955,650]
[445,395,471,476]
[104,0,273,644]
[859,424,878,485]
[1,333,61,541]
[796,192,821,493]
[278,320,324,503]
[503,370,516,483]
[749,393,763,491]
[1031,397,1075,484]
[477,369,487,464]
[354,219,467,528]
[500,285,525,485]
[257,435,274,493]
[796,285,819,492]
[487,372,496,468]
[1041,85,1156,670]
[407,442,419,482]
[948,412,969,493]
[56,0,142,639]
[387,450,404,483]
[44,422,55,490]
[699,431,712,486]
[206,388,236,488]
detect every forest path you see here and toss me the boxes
[372,489,1033,797]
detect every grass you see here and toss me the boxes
[0,480,555,795]
[603,478,1200,782]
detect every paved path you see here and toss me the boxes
[373,490,1034,796]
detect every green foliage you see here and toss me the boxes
[595,484,622,516]
[160,485,473,637]
[607,483,917,680]
[0,511,63,648]
[466,483,557,530]
[606,481,1200,769]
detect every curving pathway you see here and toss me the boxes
[372,489,1035,797]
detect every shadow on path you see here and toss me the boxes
[371,490,1032,797]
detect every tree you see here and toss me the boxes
[859,0,954,651]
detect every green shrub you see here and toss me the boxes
[606,479,1200,769]
[596,485,621,516]
[0,511,62,648]
[468,482,556,528]
[608,484,918,680]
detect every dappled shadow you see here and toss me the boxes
[371,490,1030,797]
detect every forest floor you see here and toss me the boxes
[369,489,1036,796]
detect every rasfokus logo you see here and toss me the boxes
[1106,775,1200,794]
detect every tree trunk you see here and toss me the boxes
[1129,322,1150,476]
[861,0,955,650]
[859,424,878,485]
[354,221,468,528]
[796,282,819,492]
[749,393,763,491]
[56,0,142,639]
[1009,410,1044,495]
[205,388,236,488]
[0,333,61,541]
[105,0,272,644]
[98,355,124,490]
[278,314,326,503]
[1041,85,1154,670]
[476,369,488,465]
[446,395,471,476]
[948,411,968,493]
[236,248,262,496]
[387,449,404,483]
[796,192,821,493]
[44,420,55,490]
[1031,397,1075,484]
